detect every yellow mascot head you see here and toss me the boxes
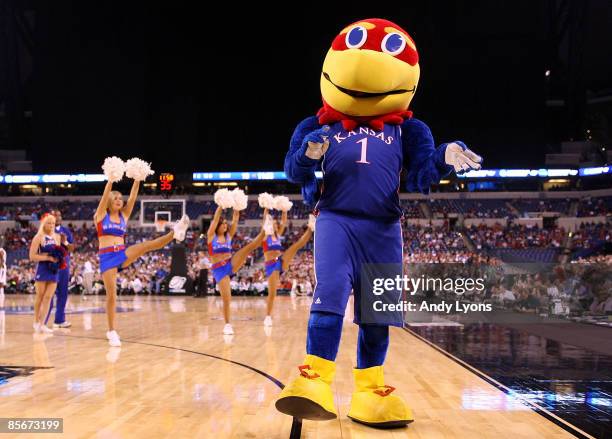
[320,18,420,117]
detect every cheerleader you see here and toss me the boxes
[260,197,315,326]
[208,188,264,335]
[95,157,189,347]
[29,213,64,334]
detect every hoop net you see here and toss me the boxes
[154,219,168,233]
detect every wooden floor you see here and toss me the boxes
[0,294,575,439]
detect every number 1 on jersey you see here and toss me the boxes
[355,138,371,164]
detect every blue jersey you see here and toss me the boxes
[55,224,73,268]
[36,235,60,282]
[40,234,57,250]
[208,233,232,255]
[96,212,127,238]
[315,122,402,218]
[284,116,456,219]
[263,234,283,252]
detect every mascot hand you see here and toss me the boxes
[445,142,483,173]
[304,126,330,160]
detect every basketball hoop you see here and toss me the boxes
[154,219,168,233]
[140,199,185,229]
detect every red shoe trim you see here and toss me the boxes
[298,364,320,379]
[374,385,396,397]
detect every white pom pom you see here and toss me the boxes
[232,188,248,211]
[274,196,293,212]
[102,156,126,182]
[125,158,154,181]
[258,192,276,210]
[214,188,234,209]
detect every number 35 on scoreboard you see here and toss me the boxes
[159,173,175,192]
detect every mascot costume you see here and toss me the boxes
[276,18,483,427]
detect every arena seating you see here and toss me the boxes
[403,224,466,254]
[571,222,611,249]
[489,248,561,263]
[467,224,565,249]
[400,199,424,218]
[1,193,609,284]
[512,198,572,215]
[452,198,515,218]
[576,196,611,217]
[426,198,514,218]
[0,195,610,221]
[186,200,214,218]
[0,201,98,220]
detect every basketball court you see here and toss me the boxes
[0,294,588,438]
[0,2,610,438]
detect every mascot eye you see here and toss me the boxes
[345,26,367,49]
[381,33,406,56]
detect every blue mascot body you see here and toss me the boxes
[276,18,483,428]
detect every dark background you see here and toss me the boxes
[3,1,612,173]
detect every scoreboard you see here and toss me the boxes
[159,173,175,195]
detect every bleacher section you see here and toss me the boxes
[403,224,466,254]
[467,224,565,249]
[571,222,611,248]
[445,198,514,218]
[489,248,561,263]
[512,198,572,215]
[0,190,610,221]
[400,199,424,218]
[1,189,609,265]
[0,201,139,221]
[577,196,611,217]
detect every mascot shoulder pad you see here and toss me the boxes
[400,117,433,139]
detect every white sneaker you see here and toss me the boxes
[264,316,273,327]
[308,214,316,232]
[106,330,122,347]
[223,323,234,335]
[33,322,41,333]
[40,325,54,334]
[173,215,190,242]
[53,321,72,329]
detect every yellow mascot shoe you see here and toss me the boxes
[275,354,337,421]
[347,366,414,428]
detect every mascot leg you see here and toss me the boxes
[347,324,414,428]
[275,311,342,420]
[276,211,353,421]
